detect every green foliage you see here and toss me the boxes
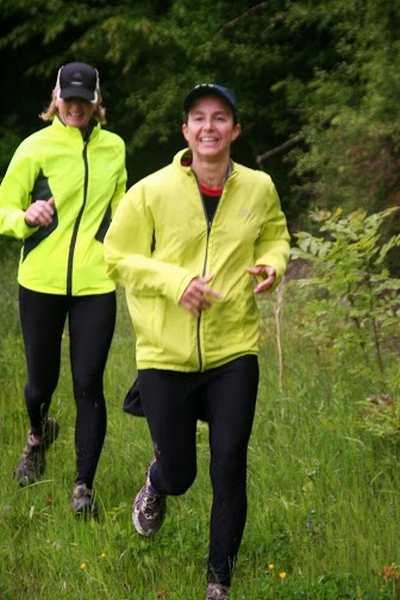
[356,394,400,442]
[280,0,400,218]
[0,118,26,179]
[290,206,400,381]
[2,0,400,225]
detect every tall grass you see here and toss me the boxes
[0,241,399,599]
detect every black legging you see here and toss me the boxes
[138,354,259,587]
[19,286,116,488]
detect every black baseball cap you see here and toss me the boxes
[57,62,99,102]
[183,84,239,121]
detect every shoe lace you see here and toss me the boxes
[142,487,163,517]
[22,441,42,460]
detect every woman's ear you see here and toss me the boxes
[232,123,242,141]
[52,89,60,107]
[182,123,189,142]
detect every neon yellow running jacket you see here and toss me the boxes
[104,149,290,372]
[0,117,126,295]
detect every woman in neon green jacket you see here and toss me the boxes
[104,83,290,599]
[0,62,126,518]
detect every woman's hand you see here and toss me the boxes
[179,274,222,317]
[247,265,276,293]
[25,197,55,227]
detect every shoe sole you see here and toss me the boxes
[132,497,152,536]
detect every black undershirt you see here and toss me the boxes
[199,183,223,223]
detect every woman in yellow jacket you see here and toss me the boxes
[0,62,126,517]
[104,83,290,599]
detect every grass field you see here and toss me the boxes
[1,240,400,599]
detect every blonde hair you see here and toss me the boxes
[39,96,107,124]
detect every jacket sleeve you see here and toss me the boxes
[0,140,40,240]
[254,178,291,289]
[104,182,195,304]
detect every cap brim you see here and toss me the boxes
[59,87,95,102]
[183,88,237,117]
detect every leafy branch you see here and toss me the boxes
[290,206,400,378]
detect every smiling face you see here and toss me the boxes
[182,95,241,163]
[54,93,97,134]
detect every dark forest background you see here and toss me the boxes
[1,0,399,260]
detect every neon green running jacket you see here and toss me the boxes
[0,117,126,295]
[104,148,290,372]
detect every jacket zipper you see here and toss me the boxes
[66,141,89,295]
[196,218,211,372]
[196,185,221,371]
